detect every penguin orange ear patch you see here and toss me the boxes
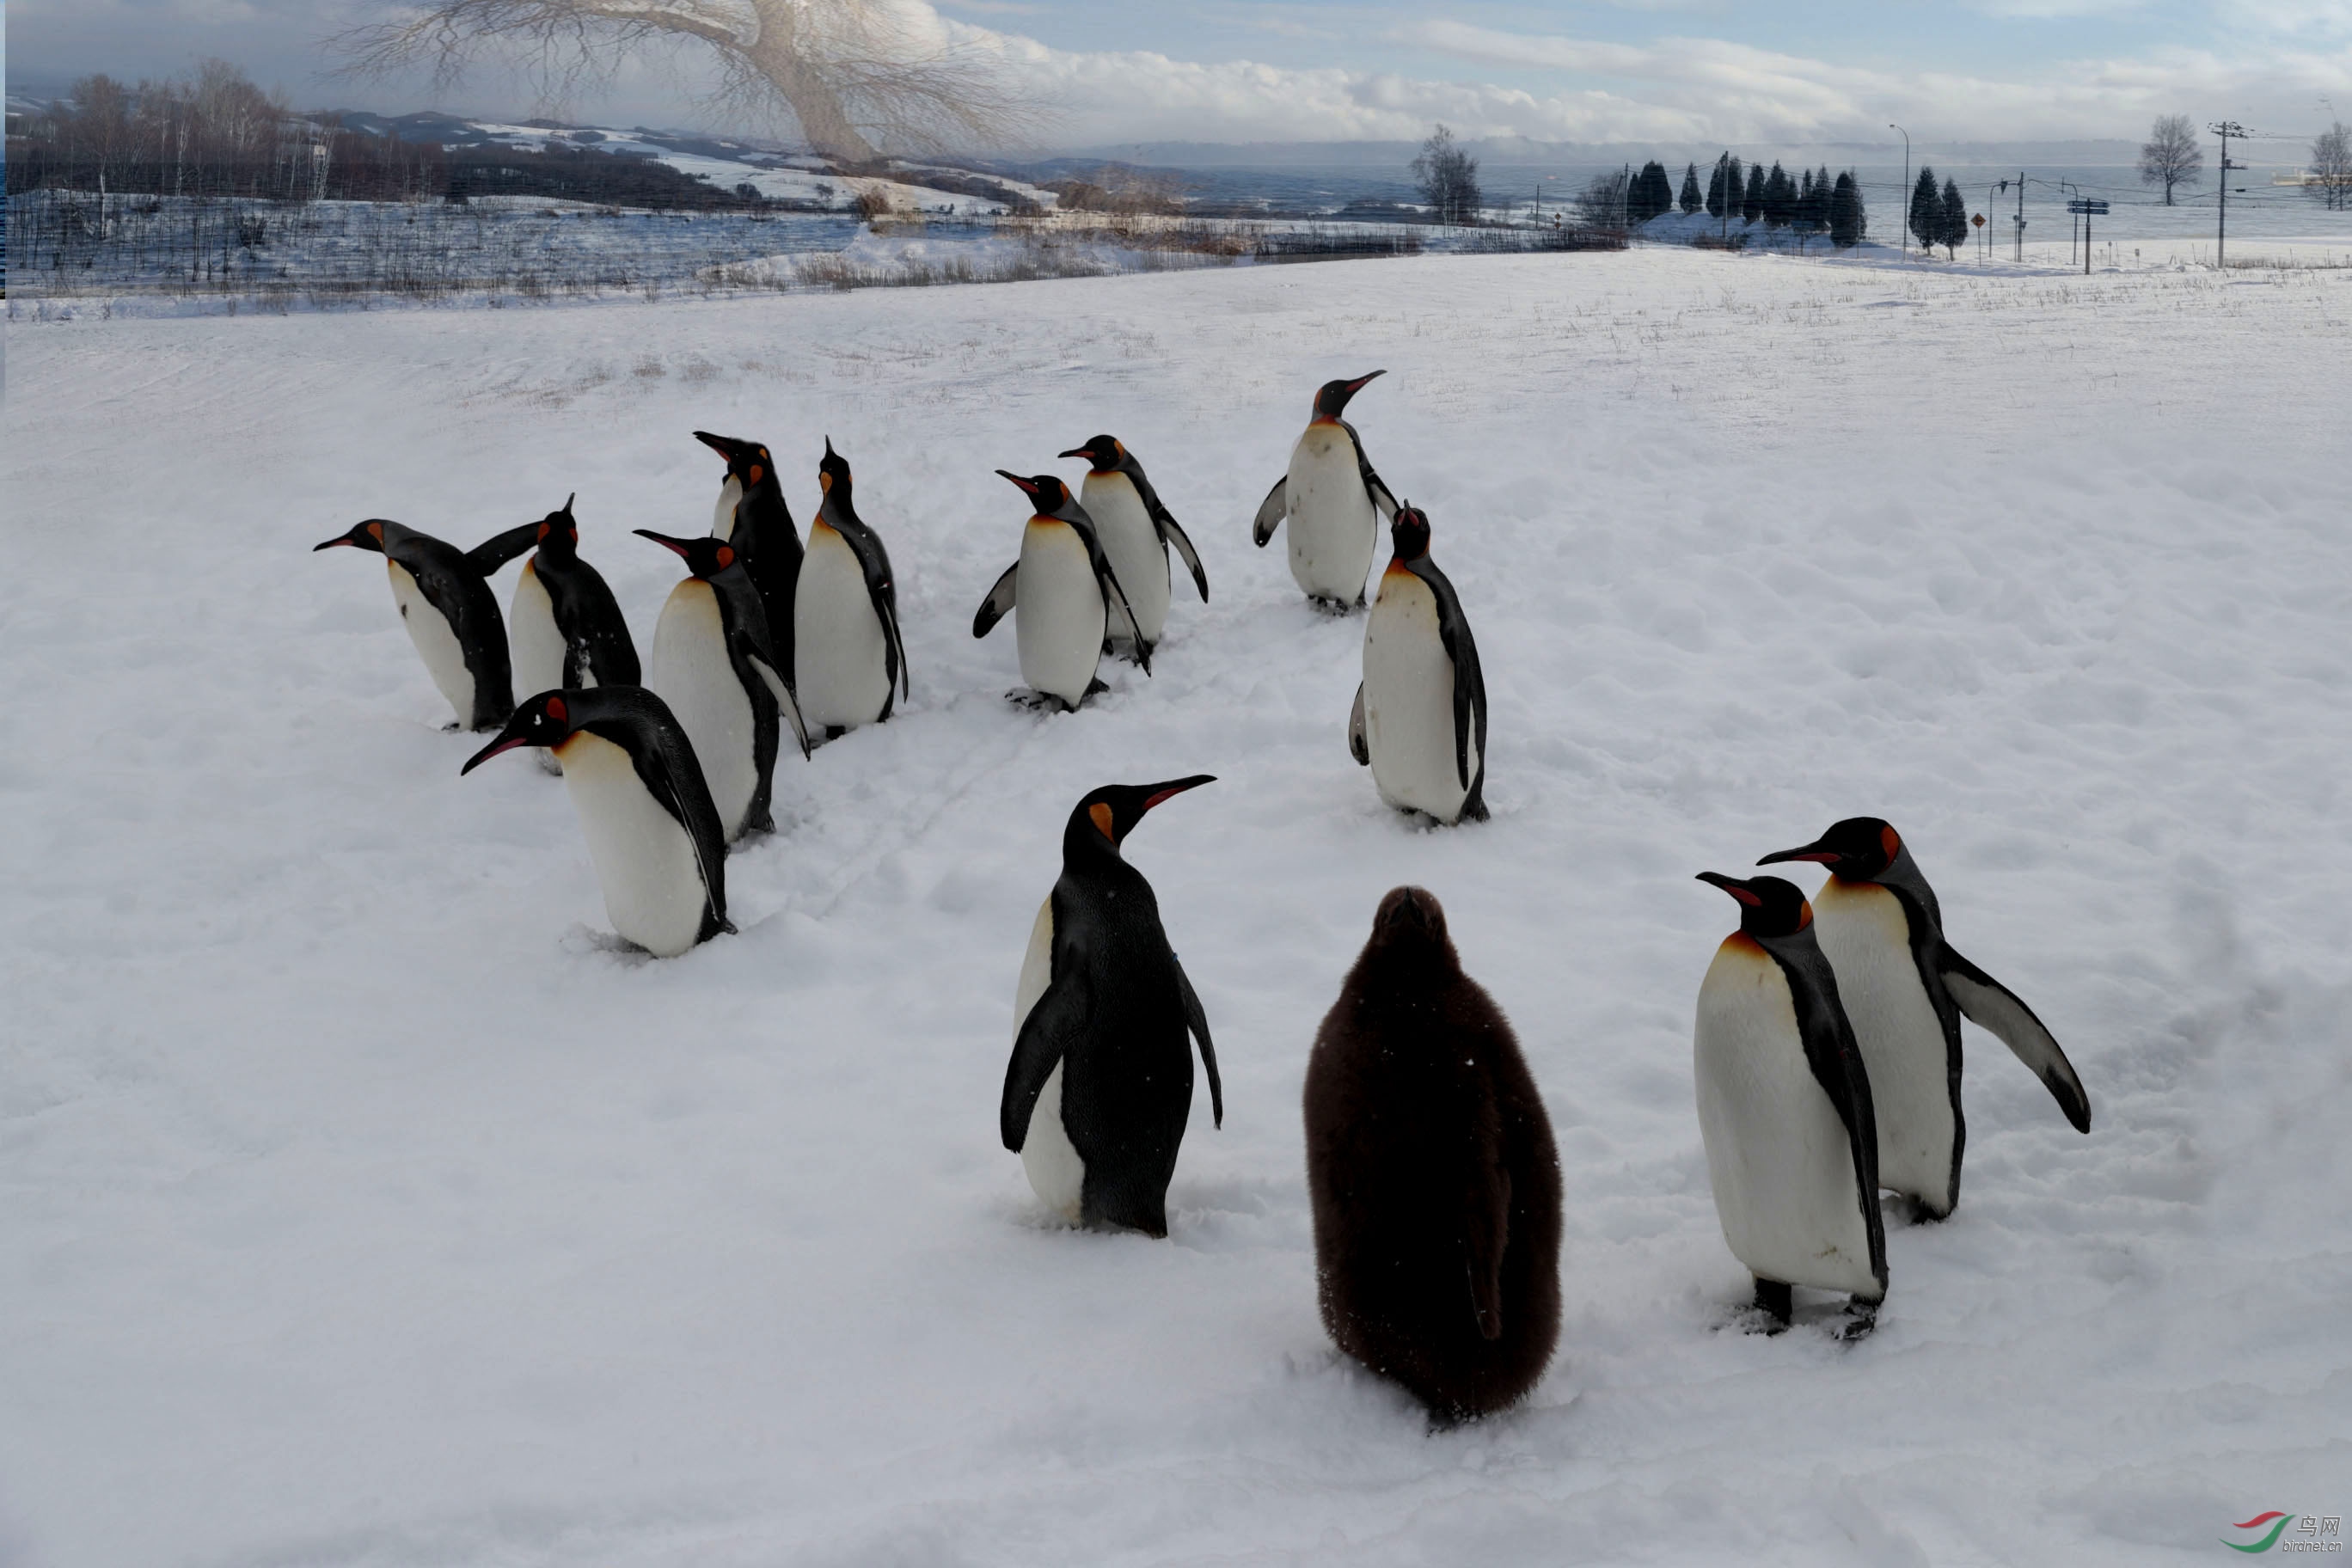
[1796,900,1815,930]
[748,465,763,485]
[1089,802,1116,841]
[536,523,550,542]
[1880,824,1902,860]
[546,696,567,722]
[366,522,384,543]
[715,545,735,569]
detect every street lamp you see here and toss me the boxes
[1890,123,1909,257]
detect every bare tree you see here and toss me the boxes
[2138,114,2203,205]
[2312,120,2352,211]
[335,0,1031,163]
[1411,124,1483,225]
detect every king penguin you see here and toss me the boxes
[1057,434,1208,664]
[1349,504,1487,825]
[693,431,803,681]
[636,530,808,843]
[1757,817,2092,1221]
[462,687,733,959]
[1001,775,1221,1236]
[1304,886,1561,1424]
[1693,872,1886,1336]
[793,439,909,737]
[506,496,640,773]
[314,518,531,731]
[1252,371,1399,609]
[972,472,1146,713]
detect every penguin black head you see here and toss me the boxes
[1389,504,1431,562]
[1057,435,1125,473]
[692,431,775,491]
[818,438,856,510]
[461,691,577,774]
[999,470,1076,518]
[1697,873,1815,942]
[532,495,580,557]
[1757,818,1902,883]
[634,528,741,580]
[1064,775,1215,860]
[1313,370,1385,421]
[314,519,390,554]
[1358,885,1463,980]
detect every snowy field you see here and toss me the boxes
[5,247,2350,1566]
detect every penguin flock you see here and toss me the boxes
[316,374,2093,1423]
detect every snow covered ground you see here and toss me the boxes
[5,247,2350,1566]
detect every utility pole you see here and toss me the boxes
[1988,181,2004,263]
[2013,171,2026,261]
[1890,123,1910,258]
[2211,121,2249,268]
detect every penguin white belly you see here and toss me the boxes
[711,475,744,541]
[1015,521,1106,710]
[1284,426,1378,603]
[387,560,475,725]
[1362,568,1473,822]
[1014,898,1085,1222]
[793,525,891,729]
[646,581,759,840]
[1694,938,1880,1295]
[509,560,569,774]
[1812,879,1957,1210]
[1080,472,1170,650]
[554,731,707,959]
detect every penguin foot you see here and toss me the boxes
[824,725,848,742]
[1308,595,1356,617]
[1006,688,1075,714]
[441,721,462,733]
[1834,1298,1880,1343]
[1752,1277,1793,1332]
[1086,677,1111,698]
[1908,1196,1951,1226]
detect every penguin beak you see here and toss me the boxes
[692,431,739,461]
[633,529,694,559]
[1756,842,1840,867]
[1057,445,1093,462]
[997,470,1042,499]
[312,535,352,551]
[1695,871,1764,907]
[461,725,537,775]
[1138,775,1216,812]
[1346,370,1387,393]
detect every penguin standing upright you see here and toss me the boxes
[972,472,1146,712]
[1757,818,2092,1220]
[1001,776,1221,1236]
[636,530,808,843]
[693,431,803,681]
[506,496,640,697]
[462,688,733,959]
[314,518,532,731]
[793,439,909,737]
[1692,872,1886,1335]
[1350,504,1486,824]
[1304,886,1561,1424]
[1252,371,1399,609]
[1057,435,1208,663]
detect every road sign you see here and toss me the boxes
[1972,212,1986,227]
[2067,199,2110,214]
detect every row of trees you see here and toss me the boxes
[1906,168,1972,258]
[1599,156,1867,247]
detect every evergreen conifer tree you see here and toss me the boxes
[1828,169,1865,247]
[1815,166,1833,231]
[1681,162,1702,213]
[1762,162,1791,226]
[1939,176,1967,258]
[1743,162,1764,224]
[1908,166,1939,252]
[1705,155,1727,219]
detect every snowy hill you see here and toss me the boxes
[4,248,2349,1565]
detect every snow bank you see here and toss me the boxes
[3,248,2349,1567]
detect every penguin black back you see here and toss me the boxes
[1304,886,1561,1423]
[694,431,803,678]
[314,518,516,731]
[529,498,640,688]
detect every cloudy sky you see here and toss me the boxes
[11,0,2351,149]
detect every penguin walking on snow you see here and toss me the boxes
[794,439,909,738]
[314,518,533,731]
[1001,776,1221,1236]
[1757,818,2092,1221]
[505,496,640,771]
[1304,886,1561,1424]
[463,688,733,958]
[694,431,803,679]
[1253,371,1399,609]
[1057,435,1208,664]
[1693,872,1886,1337]
[972,471,1146,712]
[636,530,808,843]
[1350,504,1487,824]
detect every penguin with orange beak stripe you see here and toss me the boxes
[507,495,640,709]
[972,471,1145,712]
[1692,872,1886,1336]
[693,431,803,680]
[794,438,908,737]
[1350,503,1487,824]
[462,688,732,958]
[1002,775,1221,1236]
[1253,371,1399,609]
[1757,818,2092,1222]
[1057,434,1207,664]
[314,518,523,732]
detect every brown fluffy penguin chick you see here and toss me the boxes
[1303,886,1563,1424]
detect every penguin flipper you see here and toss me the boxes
[739,638,812,761]
[1339,420,1400,521]
[1939,947,2092,1132]
[1172,955,1222,1128]
[464,523,541,578]
[1407,557,1487,793]
[1252,477,1287,546]
[973,564,1019,639]
[1159,515,1210,603]
[1348,682,1369,766]
[1001,968,1089,1152]
[879,596,910,705]
[1074,518,1148,677]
